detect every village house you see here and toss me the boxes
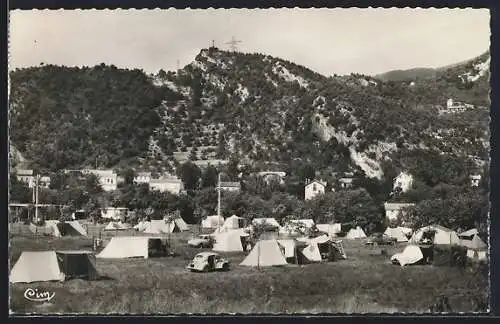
[338,172,355,189]
[384,202,416,221]
[304,179,327,200]
[82,169,118,191]
[101,207,129,220]
[470,174,482,187]
[218,181,241,192]
[257,171,286,184]
[134,172,152,184]
[440,98,474,114]
[149,176,184,195]
[15,169,34,187]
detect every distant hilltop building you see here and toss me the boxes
[439,98,474,114]
[14,169,51,188]
[304,179,327,200]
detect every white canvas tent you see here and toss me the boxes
[346,226,367,239]
[141,220,178,234]
[10,251,65,283]
[411,225,460,245]
[172,218,189,231]
[202,215,225,229]
[391,245,424,267]
[133,220,148,231]
[276,239,297,259]
[96,236,163,259]
[301,243,322,262]
[212,230,246,252]
[30,220,87,237]
[104,221,132,231]
[252,218,280,229]
[384,227,408,242]
[240,240,288,267]
[316,223,342,236]
[461,234,487,261]
[223,215,244,229]
[458,228,479,239]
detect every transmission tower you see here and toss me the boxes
[226,36,242,51]
[176,59,180,70]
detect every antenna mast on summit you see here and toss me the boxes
[226,36,242,51]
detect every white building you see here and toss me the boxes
[149,177,184,195]
[101,207,129,220]
[339,177,353,189]
[83,169,118,191]
[384,202,416,221]
[39,176,51,189]
[257,171,286,184]
[304,179,327,200]
[15,169,34,186]
[134,172,152,184]
[219,181,241,192]
[470,174,482,187]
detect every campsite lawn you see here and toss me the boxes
[9,225,488,314]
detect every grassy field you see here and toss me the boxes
[9,224,488,314]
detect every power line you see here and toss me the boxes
[225,36,242,52]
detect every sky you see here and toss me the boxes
[9,8,490,76]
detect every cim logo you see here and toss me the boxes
[23,288,55,302]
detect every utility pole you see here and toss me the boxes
[217,173,221,229]
[211,40,215,48]
[34,174,40,222]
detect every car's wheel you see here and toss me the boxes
[202,265,210,273]
[222,263,229,271]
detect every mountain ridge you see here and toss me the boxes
[9,47,490,188]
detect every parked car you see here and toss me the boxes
[187,234,214,248]
[186,252,230,272]
[365,233,397,246]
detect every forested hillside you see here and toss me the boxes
[9,48,490,186]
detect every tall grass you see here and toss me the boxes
[9,227,488,314]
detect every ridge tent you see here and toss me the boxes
[411,225,460,245]
[105,221,132,231]
[96,236,164,259]
[301,243,322,262]
[142,220,173,234]
[202,215,225,229]
[316,223,342,236]
[252,218,280,229]
[391,245,424,267]
[384,227,408,242]
[29,220,87,237]
[212,230,246,252]
[133,220,148,231]
[173,218,189,231]
[458,228,479,239]
[223,215,244,229]
[461,234,487,261]
[10,251,98,283]
[346,226,367,239]
[240,240,288,267]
